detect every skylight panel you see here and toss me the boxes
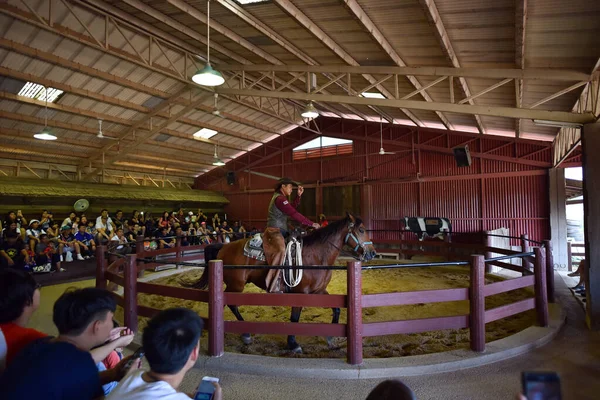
[18,82,64,103]
[361,92,385,99]
[193,128,218,139]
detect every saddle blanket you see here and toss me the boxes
[243,233,266,261]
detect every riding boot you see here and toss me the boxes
[268,270,283,293]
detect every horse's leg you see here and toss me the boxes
[227,305,252,345]
[224,280,252,345]
[324,290,341,349]
[287,306,303,354]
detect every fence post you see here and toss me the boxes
[208,259,224,357]
[543,240,555,303]
[123,254,138,333]
[175,237,182,269]
[136,235,145,278]
[444,233,451,261]
[567,242,572,272]
[400,231,406,260]
[469,255,485,352]
[95,245,107,290]
[346,260,363,365]
[484,233,493,274]
[534,247,549,327]
[521,234,531,274]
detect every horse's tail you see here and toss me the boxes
[183,243,224,289]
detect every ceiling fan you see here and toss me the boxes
[96,119,117,140]
[368,115,398,156]
[212,93,225,118]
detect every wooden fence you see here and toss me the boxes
[95,235,553,365]
[567,242,585,271]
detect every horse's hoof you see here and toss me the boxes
[241,334,252,345]
[326,337,335,349]
[290,345,302,354]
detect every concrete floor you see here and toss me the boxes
[31,273,600,400]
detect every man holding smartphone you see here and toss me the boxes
[107,307,222,400]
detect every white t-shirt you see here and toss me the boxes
[107,370,191,400]
[26,228,45,238]
[96,217,113,232]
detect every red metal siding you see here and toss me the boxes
[196,117,552,241]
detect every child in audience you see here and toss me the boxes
[26,220,45,254]
[75,224,96,259]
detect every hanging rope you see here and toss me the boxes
[283,237,303,288]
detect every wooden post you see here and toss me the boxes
[208,259,224,357]
[346,260,363,365]
[521,234,531,274]
[444,233,451,261]
[95,245,107,290]
[484,232,493,274]
[400,231,406,260]
[567,241,572,272]
[534,247,549,327]
[136,235,145,278]
[469,255,485,352]
[543,240,555,303]
[123,254,138,333]
[175,237,182,269]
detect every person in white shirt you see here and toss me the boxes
[110,228,129,255]
[61,212,77,229]
[26,220,45,253]
[96,215,113,244]
[96,209,115,233]
[107,308,222,400]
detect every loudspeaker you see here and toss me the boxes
[453,145,472,167]
[226,171,236,185]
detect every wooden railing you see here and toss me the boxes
[96,235,553,365]
[567,242,585,271]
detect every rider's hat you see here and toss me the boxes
[274,177,299,191]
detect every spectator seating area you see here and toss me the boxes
[0,208,253,276]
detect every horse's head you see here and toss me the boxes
[343,212,377,261]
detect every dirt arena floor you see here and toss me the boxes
[120,257,535,359]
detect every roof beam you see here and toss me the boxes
[215,88,595,125]
[81,92,213,178]
[417,0,486,133]
[272,0,422,126]
[217,64,590,82]
[342,0,452,130]
[515,0,527,138]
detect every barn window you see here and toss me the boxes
[293,136,353,161]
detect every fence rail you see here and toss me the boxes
[96,231,553,365]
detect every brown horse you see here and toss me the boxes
[189,213,376,353]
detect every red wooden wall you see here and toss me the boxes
[195,118,553,242]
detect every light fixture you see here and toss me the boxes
[191,0,224,87]
[193,128,218,139]
[34,86,57,141]
[212,144,226,166]
[361,92,385,99]
[301,102,319,118]
[532,119,583,129]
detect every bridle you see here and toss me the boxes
[344,222,373,260]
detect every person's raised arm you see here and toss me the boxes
[274,195,316,227]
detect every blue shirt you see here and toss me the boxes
[0,338,102,400]
[75,231,94,245]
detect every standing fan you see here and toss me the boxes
[74,199,90,212]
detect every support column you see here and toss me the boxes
[548,168,568,269]
[360,184,372,229]
[582,123,600,330]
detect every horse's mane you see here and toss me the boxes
[302,215,363,247]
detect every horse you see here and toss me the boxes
[188,212,376,353]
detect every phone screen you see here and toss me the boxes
[522,372,561,400]
[194,378,218,400]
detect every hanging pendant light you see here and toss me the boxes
[192,0,225,87]
[34,86,57,140]
[212,144,225,166]
[301,102,319,118]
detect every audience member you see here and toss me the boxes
[40,210,53,231]
[26,219,45,253]
[319,214,329,227]
[0,287,140,399]
[75,223,96,259]
[175,226,190,247]
[107,308,222,400]
[96,215,114,244]
[34,233,61,272]
[365,379,416,400]
[61,212,77,229]
[110,228,130,256]
[58,225,84,262]
[220,220,234,243]
[0,231,29,269]
[157,226,175,249]
[0,268,46,373]
[158,211,170,229]
[113,210,125,231]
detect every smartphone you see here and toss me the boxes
[194,376,219,400]
[522,372,561,400]
[123,347,145,370]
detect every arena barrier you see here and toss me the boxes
[95,234,553,366]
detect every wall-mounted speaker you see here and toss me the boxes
[453,145,472,167]
[226,171,236,185]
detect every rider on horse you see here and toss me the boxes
[264,177,320,292]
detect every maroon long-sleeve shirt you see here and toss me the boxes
[274,195,313,226]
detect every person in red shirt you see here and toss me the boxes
[319,214,329,227]
[264,177,320,292]
[0,268,47,373]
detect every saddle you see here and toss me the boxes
[243,232,266,261]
